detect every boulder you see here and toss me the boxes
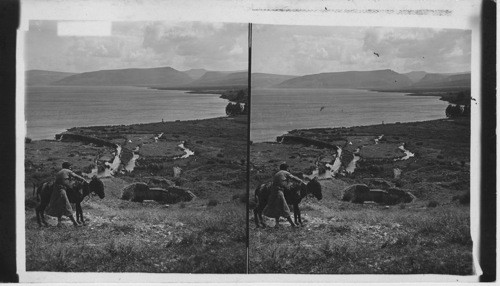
[149,187,196,203]
[362,178,394,189]
[121,182,149,202]
[386,187,416,204]
[121,182,195,203]
[146,176,176,188]
[367,189,391,204]
[341,184,370,203]
[341,185,415,205]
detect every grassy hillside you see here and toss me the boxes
[249,118,472,274]
[25,116,247,273]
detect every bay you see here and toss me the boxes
[251,88,450,142]
[25,86,229,140]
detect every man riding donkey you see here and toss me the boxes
[45,161,88,227]
[263,163,305,228]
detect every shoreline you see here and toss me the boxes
[150,86,248,103]
[33,115,447,144]
[27,114,234,142]
[370,86,471,105]
[252,117,450,144]
[27,87,248,141]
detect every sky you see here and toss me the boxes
[252,25,471,75]
[25,21,248,73]
[26,22,471,75]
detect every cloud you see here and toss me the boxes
[228,43,244,56]
[141,21,248,69]
[68,38,123,58]
[253,25,471,75]
[26,21,247,72]
[27,21,469,75]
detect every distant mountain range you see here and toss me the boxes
[53,67,193,87]
[275,69,413,89]
[26,67,470,91]
[274,69,470,90]
[187,71,248,88]
[412,73,470,88]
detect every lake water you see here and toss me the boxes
[251,88,450,142]
[25,86,229,140]
[26,86,451,142]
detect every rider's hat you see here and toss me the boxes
[62,161,72,169]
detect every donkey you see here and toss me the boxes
[35,176,105,227]
[253,177,322,228]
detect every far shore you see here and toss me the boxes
[371,86,471,105]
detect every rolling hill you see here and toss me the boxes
[180,72,298,89]
[53,67,193,87]
[412,72,470,88]
[27,66,470,91]
[403,71,427,83]
[251,73,296,88]
[26,70,77,86]
[184,71,248,88]
[182,69,209,80]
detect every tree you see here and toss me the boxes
[226,102,245,116]
[448,104,453,118]
[237,89,245,101]
[463,105,470,117]
[455,105,464,117]
[445,104,468,118]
